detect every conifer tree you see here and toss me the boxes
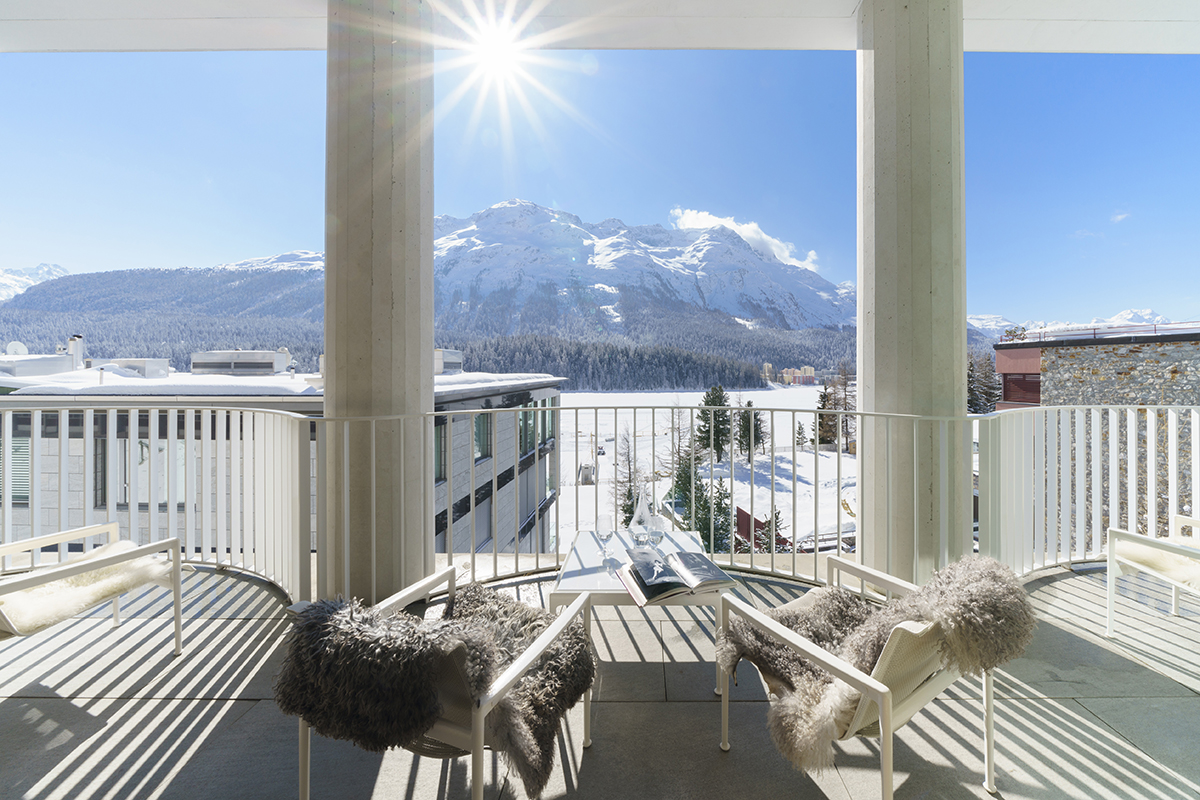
[696,385,731,462]
[736,400,766,464]
[813,388,838,445]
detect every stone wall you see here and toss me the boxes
[1038,339,1199,539]
[1042,339,1200,407]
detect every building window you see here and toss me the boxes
[540,398,555,444]
[473,413,492,460]
[519,405,536,454]
[1003,373,1041,404]
[1,438,31,504]
[434,423,446,482]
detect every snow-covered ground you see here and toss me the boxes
[553,384,857,551]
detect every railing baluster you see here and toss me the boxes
[1045,409,1058,565]
[1168,408,1179,527]
[1127,408,1138,532]
[1147,408,1158,539]
[1058,409,1070,565]
[230,411,241,568]
[1193,410,1199,523]
[1080,410,1089,561]
[57,410,69,535]
[2,411,12,568]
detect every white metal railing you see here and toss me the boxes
[976,405,1200,576]
[0,405,311,602]
[6,399,1196,604]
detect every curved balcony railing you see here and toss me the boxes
[0,404,313,603]
[3,400,1196,604]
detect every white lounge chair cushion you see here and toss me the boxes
[0,540,174,636]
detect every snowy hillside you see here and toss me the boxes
[433,199,856,335]
[0,263,67,302]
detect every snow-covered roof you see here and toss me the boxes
[6,367,319,396]
[1,366,565,403]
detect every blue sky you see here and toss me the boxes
[1,49,1197,324]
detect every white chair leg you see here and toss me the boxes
[111,596,121,629]
[583,599,592,748]
[1172,585,1181,616]
[982,670,996,793]
[299,718,311,800]
[1106,547,1117,637]
[719,596,730,751]
[172,546,183,656]
[472,708,485,800]
[880,695,894,800]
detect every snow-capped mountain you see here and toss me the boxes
[432,199,855,335]
[969,309,1177,341]
[2,252,324,321]
[209,251,324,271]
[967,314,1019,340]
[0,263,68,302]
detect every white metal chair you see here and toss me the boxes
[0,521,183,654]
[718,557,998,800]
[1107,514,1200,636]
[293,566,593,800]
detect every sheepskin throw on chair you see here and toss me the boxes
[274,583,595,798]
[716,556,1036,772]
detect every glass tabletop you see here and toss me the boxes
[552,528,706,594]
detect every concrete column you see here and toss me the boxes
[323,0,434,601]
[857,0,969,582]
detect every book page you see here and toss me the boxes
[667,551,735,590]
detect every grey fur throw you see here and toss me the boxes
[274,583,595,798]
[716,557,1035,773]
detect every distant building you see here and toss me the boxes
[0,341,564,555]
[779,366,817,386]
[994,325,1200,409]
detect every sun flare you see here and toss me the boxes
[469,21,526,83]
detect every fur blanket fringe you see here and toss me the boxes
[716,556,1035,773]
[274,583,594,798]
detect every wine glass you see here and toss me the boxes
[596,515,614,557]
[648,514,666,547]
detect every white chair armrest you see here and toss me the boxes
[826,555,920,597]
[720,593,888,699]
[373,565,459,616]
[1171,514,1200,539]
[0,522,118,559]
[1110,527,1200,560]
[479,592,592,716]
[0,538,180,596]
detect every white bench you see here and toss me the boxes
[0,522,182,654]
[1107,514,1200,637]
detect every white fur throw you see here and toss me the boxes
[1116,538,1200,589]
[274,583,595,798]
[0,540,174,636]
[716,557,1036,773]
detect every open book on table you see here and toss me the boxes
[616,547,736,607]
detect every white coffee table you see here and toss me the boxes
[549,528,732,694]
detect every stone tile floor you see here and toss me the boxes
[2,563,1199,799]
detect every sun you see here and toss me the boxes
[468,20,527,84]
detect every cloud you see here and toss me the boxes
[669,207,818,271]
[1071,229,1103,239]
[1110,212,1130,223]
